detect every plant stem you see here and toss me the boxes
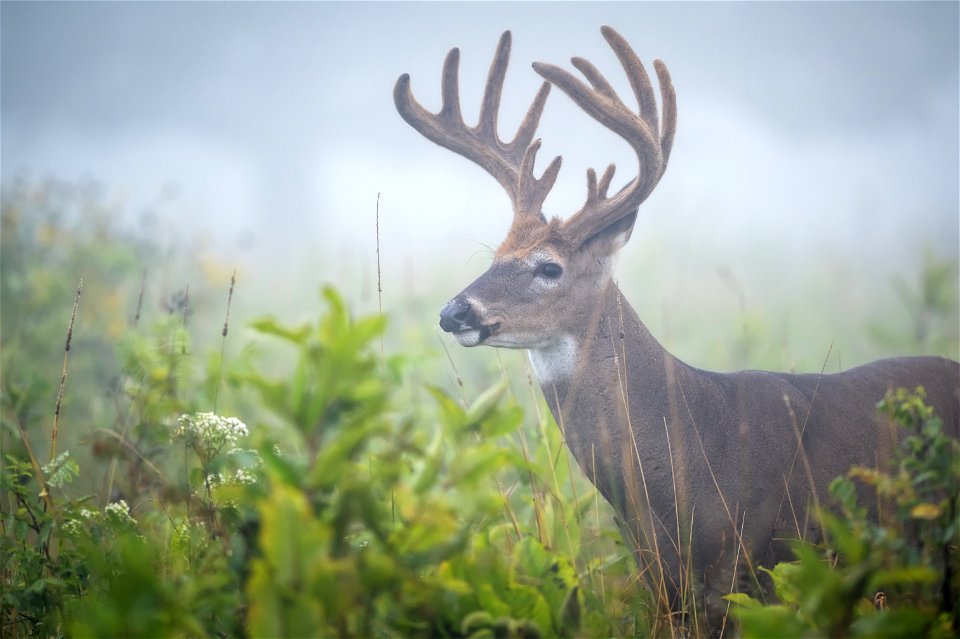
[50,278,82,463]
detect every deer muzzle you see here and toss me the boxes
[439,295,499,346]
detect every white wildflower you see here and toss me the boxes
[173,412,249,460]
[204,468,257,490]
[232,468,258,485]
[62,518,84,536]
[104,499,136,526]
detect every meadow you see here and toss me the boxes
[1,177,957,637]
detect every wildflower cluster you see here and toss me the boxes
[171,518,211,555]
[61,501,136,536]
[104,499,136,527]
[173,412,261,503]
[173,412,249,462]
[61,518,85,537]
[207,468,258,488]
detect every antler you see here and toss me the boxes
[394,31,563,220]
[533,26,677,246]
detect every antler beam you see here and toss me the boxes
[394,31,562,219]
[533,26,677,245]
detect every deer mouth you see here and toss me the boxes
[439,296,502,346]
[451,322,501,347]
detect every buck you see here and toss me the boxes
[394,26,960,632]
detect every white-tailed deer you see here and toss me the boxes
[394,26,960,632]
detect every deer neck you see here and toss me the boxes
[528,281,691,508]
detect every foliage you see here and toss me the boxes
[727,388,959,638]
[0,177,225,486]
[1,283,624,637]
[238,286,617,637]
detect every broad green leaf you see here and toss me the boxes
[506,584,551,636]
[461,610,494,636]
[249,317,311,344]
[466,379,507,425]
[724,592,763,608]
[476,582,512,618]
[761,560,805,607]
[513,537,581,633]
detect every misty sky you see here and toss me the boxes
[2,2,958,277]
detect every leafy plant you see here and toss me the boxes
[242,287,613,637]
[2,284,620,638]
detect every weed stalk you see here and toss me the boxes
[50,278,82,464]
[213,270,236,412]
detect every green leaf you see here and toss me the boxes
[734,604,809,638]
[761,560,806,608]
[249,317,311,344]
[476,583,512,618]
[306,420,384,489]
[724,592,763,609]
[829,476,858,511]
[466,379,507,425]
[481,405,524,439]
[849,607,937,638]
[513,537,581,633]
[461,610,494,635]
[425,384,467,434]
[43,450,79,488]
[505,585,551,636]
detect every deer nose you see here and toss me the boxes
[439,296,477,332]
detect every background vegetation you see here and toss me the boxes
[1,178,957,637]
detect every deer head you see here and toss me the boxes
[394,26,676,352]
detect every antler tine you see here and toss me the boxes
[439,47,465,122]
[532,26,677,246]
[517,139,562,216]
[508,81,550,159]
[597,163,616,198]
[602,26,660,138]
[571,56,618,101]
[654,60,677,165]
[394,32,561,220]
[475,32,510,143]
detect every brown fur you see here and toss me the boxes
[496,216,571,257]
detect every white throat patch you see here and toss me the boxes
[528,335,578,385]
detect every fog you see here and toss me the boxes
[3,2,958,300]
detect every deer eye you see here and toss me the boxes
[537,262,563,279]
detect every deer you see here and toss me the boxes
[393,26,960,633]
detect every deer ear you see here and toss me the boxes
[573,209,638,255]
